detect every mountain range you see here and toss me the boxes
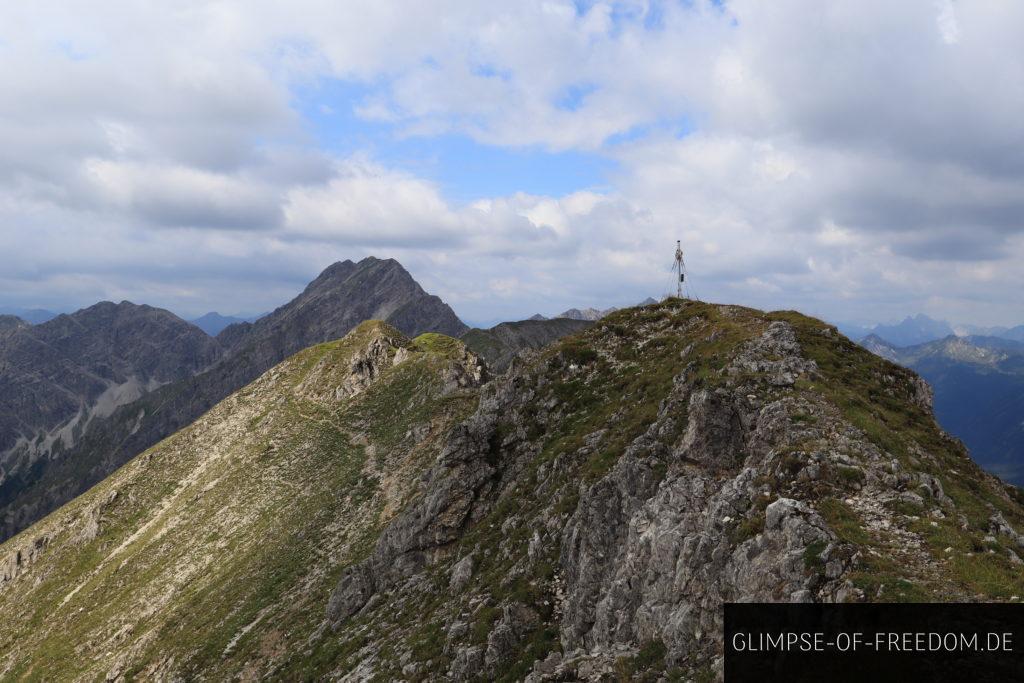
[859,334,1024,485]
[529,297,659,323]
[0,257,600,543]
[460,317,594,372]
[0,302,223,534]
[840,313,1024,348]
[2,257,1024,679]
[188,312,264,336]
[3,299,1024,679]
[0,258,470,542]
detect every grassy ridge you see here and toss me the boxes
[0,322,478,680]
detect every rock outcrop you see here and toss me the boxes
[321,302,1024,680]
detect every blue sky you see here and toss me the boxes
[0,1,1022,327]
[294,79,616,202]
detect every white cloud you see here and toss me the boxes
[936,0,961,44]
[283,160,461,245]
[82,159,284,229]
[0,1,1023,326]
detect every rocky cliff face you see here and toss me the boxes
[0,258,467,542]
[323,301,1024,680]
[2,301,1024,681]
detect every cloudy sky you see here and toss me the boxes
[1,1,1022,327]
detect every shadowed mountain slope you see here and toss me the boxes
[460,318,593,372]
[0,302,222,533]
[860,334,1024,485]
[0,315,27,334]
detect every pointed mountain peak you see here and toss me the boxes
[219,257,465,354]
[861,333,896,348]
[306,260,358,289]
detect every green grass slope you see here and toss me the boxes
[0,321,481,681]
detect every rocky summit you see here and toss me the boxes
[2,300,1024,681]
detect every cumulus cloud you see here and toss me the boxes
[283,160,462,246]
[82,160,285,230]
[0,1,1022,326]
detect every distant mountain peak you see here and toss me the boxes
[556,306,616,321]
[861,333,896,347]
[551,298,655,322]
[0,299,223,538]
[865,313,955,347]
[189,311,259,336]
[0,307,59,324]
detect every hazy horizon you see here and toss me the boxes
[3,260,1021,335]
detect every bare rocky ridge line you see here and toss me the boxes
[327,318,853,677]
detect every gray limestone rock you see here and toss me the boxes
[449,554,475,590]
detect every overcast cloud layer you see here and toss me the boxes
[1,1,1022,326]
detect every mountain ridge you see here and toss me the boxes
[0,300,223,532]
[0,307,59,325]
[0,257,467,542]
[460,317,594,372]
[189,312,263,336]
[3,299,1024,680]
